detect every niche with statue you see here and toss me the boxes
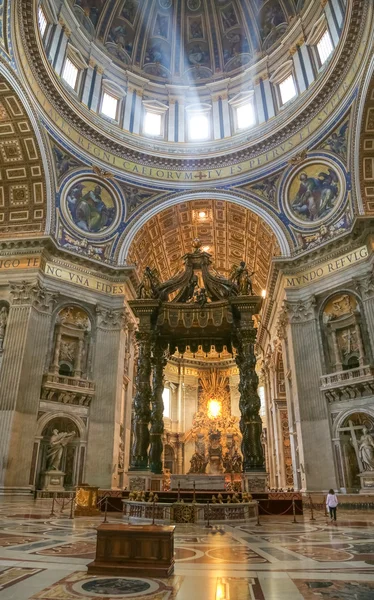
[322,293,368,372]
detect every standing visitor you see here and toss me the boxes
[326,489,338,522]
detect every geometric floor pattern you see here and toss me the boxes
[0,499,374,599]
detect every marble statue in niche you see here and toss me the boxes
[359,428,374,471]
[288,165,341,223]
[46,429,76,471]
[65,179,116,234]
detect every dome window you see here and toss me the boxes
[306,15,335,71]
[62,58,78,90]
[101,92,118,120]
[279,75,297,105]
[144,112,161,136]
[186,103,212,141]
[99,79,126,123]
[270,61,298,110]
[142,100,168,138]
[38,6,47,37]
[189,114,209,140]
[229,91,256,133]
[317,29,334,65]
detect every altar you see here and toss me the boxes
[171,474,225,491]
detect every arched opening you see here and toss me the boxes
[336,412,374,492]
[127,198,281,294]
[127,199,282,486]
[36,416,81,490]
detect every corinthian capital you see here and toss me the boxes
[10,281,58,313]
[355,271,374,300]
[276,305,289,339]
[96,305,128,330]
[284,296,316,323]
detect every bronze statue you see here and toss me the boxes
[230,261,254,295]
[137,266,161,299]
[188,451,207,474]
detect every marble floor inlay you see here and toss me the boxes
[0,499,373,599]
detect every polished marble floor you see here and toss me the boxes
[0,498,374,599]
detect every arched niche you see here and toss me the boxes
[321,292,369,373]
[334,411,374,492]
[50,305,92,379]
[36,415,84,490]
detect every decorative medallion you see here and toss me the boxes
[284,159,345,228]
[158,0,172,9]
[74,577,159,596]
[187,0,201,11]
[62,177,120,238]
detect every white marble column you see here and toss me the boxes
[0,281,58,494]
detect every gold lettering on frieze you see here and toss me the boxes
[44,262,126,295]
[0,256,40,270]
[285,245,369,288]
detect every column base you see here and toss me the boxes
[359,471,374,493]
[0,486,33,496]
[40,470,65,492]
[243,471,268,493]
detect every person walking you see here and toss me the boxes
[326,489,338,522]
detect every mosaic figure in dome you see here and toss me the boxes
[66,180,116,234]
[290,166,340,223]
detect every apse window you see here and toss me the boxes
[317,29,334,65]
[236,102,255,130]
[101,92,118,120]
[279,74,297,105]
[189,114,209,141]
[38,6,47,37]
[162,388,171,419]
[62,57,79,90]
[144,111,162,136]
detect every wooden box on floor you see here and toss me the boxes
[87,524,175,577]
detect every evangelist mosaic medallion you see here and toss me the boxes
[63,178,119,236]
[285,160,344,227]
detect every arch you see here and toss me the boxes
[36,410,87,440]
[354,54,374,215]
[118,189,292,264]
[332,407,374,438]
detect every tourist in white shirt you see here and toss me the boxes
[326,488,338,521]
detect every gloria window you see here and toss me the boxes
[162,388,171,418]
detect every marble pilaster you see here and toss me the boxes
[0,281,58,494]
[85,306,127,488]
[283,297,338,491]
